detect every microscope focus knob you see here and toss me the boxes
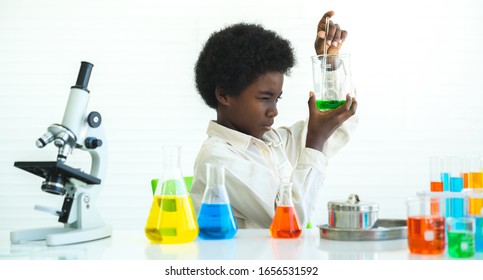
[85,137,103,149]
[87,111,102,128]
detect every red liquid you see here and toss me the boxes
[430,181,443,192]
[407,216,445,254]
[270,206,302,238]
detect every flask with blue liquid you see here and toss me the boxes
[197,163,238,240]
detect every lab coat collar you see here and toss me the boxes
[206,120,280,151]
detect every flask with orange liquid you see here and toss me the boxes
[145,146,198,243]
[270,182,302,238]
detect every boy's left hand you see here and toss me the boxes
[314,11,347,55]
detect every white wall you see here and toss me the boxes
[1,0,482,230]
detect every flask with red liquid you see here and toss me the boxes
[270,182,302,238]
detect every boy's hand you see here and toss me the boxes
[305,92,357,151]
[314,11,348,55]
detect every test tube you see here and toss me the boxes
[430,156,444,192]
[468,156,483,216]
[462,156,469,189]
[440,156,451,217]
[449,156,464,218]
[429,156,444,215]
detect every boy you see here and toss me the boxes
[191,11,358,229]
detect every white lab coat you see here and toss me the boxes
[190,117,357,229]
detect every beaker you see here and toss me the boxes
[446,217,475,258]
[465,188,483,252]
[197,163,238,240]
[311,53,354,110]
[270,182,302,238]
[406,197,445,255]
[145,146,198,244]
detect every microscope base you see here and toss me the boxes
[11,225,112,246]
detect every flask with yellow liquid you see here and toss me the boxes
[145,146,198,243]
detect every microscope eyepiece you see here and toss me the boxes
[72,61,94,92]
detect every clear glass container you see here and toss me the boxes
[144,146,198,243]
[197,163,238,240]
[311,53,354,110]
[270,182,302,238]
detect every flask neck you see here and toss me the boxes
[157,146,187,196]
[277,183,294,207]
[202,163,230,204]
[163,146,181,170]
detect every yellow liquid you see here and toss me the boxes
[145,195,199,244]
[469,172,483,215]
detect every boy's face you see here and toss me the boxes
[220,71,283,139]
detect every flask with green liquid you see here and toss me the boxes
[145,146,198,243]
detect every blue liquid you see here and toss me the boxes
[449,177,463,192]
[441,173,451,217]
[476,217,483,252]
[449,177,464,218]
[441,173,450,191]
[197,203,238,240]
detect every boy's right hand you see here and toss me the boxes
[305,92,357,152]
[314,11,348,55]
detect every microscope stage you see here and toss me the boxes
[14,161,101,185]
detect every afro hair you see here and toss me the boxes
[194,23,295,109]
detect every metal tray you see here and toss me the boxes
[318,219,407,241]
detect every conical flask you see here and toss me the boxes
[145,146,198,243]
[270,182,302,238]
[197,163,238,240]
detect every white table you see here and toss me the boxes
[1,228,481,260]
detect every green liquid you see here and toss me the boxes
[447,230,475,258]
[316,99,345,110]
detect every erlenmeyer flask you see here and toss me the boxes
[197,163,238,240]
[145,146,198,243]
[270,182,302,238]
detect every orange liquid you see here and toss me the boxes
[429,198,442,216]
[469,199,483,215]
[429,183,443,216]
[463,173,469,189]
[430,181,443,192]
[270,206,302,238]
[407,216,445,254]
[469,172,483,215]
[469,172,483,188]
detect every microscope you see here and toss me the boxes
[10,61,112,246]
